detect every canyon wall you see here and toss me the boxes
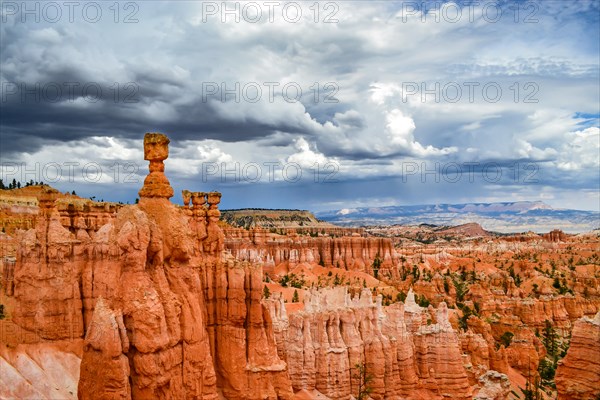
[2,132,597,399]
[266,287,509,400]
[3,133,293,400]
[224,227,399,277]
[555,311,600,400]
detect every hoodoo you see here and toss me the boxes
[1,133,598,400]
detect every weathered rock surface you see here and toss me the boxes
[2,132,598,400]
[555,311,600,400]
[3,133,293,400]
[267,287,475,400]
[473,370,511,400]
[0,341,82,400]
[225,228,399,277]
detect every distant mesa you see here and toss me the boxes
[317,201,599,234]
[436,222,491,237]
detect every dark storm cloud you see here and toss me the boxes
[0,0,598,211]
[0,79,320,156]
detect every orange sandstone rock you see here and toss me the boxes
[267,288,475,400]
[555,311,600,400]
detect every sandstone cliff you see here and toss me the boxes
[266,287,490,400]
[224,228,399,278]
[3,133,293,400]
[555,311,600,400]
[2,132,598,400]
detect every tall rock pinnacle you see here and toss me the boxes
[138,132,174,199]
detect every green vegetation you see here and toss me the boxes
[333,273,343,286]
[532,283,539,298]
[536,319,570,389]
[499,331,514,348]
[415,294,430,308]
[352,362,373,400]
[458,305,475,331]
[1,179,45,190]
[508,265,522,287]
[521,378,542,400]
[372,254,382,279]
[411,265,420,281]
[542,320,559,358]
[552,277,573,295]
[396,291,406,302]
[279,273,306,289]
[452,274,469,302]
[262,285,271,299]
[443,277,450,293]
[292,290,299,303]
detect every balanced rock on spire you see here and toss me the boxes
[138,132,174,199]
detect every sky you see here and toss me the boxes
[1,0,599,212]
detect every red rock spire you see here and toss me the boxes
[138,132,174,199]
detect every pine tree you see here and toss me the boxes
[262,285,271,299]
[292,289,299,303]
[542,320,558,358]
[372,253,382,279]
[353,362,373,400]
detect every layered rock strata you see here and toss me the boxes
[267,287,480,400]
[555,311,600,400]
[5,133,293,400]
[225,229,399,277]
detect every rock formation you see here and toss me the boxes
[555,311,600,400]
[1,132,598,400]
[4,133,293,400]
[224,229,399,278]
[473,371,511,400]
[542,229,568,242]
[266,287,477,399]
[0,341,82,399]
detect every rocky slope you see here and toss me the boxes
[2,133,292,400]
[266,287,483,400]
[224,227,398,277]
[555,311,600,400]
[1,132,598,399]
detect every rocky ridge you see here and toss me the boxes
[0,132,598,399]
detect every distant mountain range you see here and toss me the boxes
[315,201,600,234]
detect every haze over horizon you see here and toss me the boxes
[1,1,599,212]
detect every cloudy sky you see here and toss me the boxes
[1,0,599,212]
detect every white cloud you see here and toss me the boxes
[556,127,600,171]
[385,109,456,156]
[1,1,598,210]
[287,137,329,168]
